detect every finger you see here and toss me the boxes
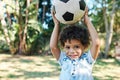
[85,6,88,11]
[51,6,56,14]
[84,6,88,15]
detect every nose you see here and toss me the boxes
[69,48,75,53]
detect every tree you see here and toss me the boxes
[0,0,16,54]
[17,0,30,54]
[90,0,120,57]
[0,0,44,55]
[103,0,116,58]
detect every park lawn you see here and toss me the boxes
[0,53,120,80]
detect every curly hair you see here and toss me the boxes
[59,25,90,49]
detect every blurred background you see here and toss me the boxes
[0,0,120,80]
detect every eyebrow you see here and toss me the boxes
[65,44,82,46]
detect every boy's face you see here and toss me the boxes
[64,39,84,60]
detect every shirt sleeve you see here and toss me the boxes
[86,50,95,64]
[57,51,65,66]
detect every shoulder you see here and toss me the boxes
[58,51,66,63]
[81,50,95,64]
[58,51,70,66]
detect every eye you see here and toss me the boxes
[74,45,80,49]
[65,46,70,50]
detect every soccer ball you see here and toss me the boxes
[52,0,86,24]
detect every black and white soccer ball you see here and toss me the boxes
[52,0,86,24]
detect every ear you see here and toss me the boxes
[82,45,88,51]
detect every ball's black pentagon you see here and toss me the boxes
[79,0,86,10]
[62,11,74,21]
[60,0,70,3]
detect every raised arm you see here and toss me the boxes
[84,8,100,59]
[50,9,60,60]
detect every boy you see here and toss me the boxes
[50,8,100,80]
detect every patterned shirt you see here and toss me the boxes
[58,50,95,80]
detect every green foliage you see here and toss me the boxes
[28,28,51,55]
[0,40,9,52]
[91,11,105,33]
[25,19,52,54]
[89,0,120,56]
[1,0,119,55]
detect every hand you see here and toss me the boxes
[84,7,89,25]
[51,6,60,25]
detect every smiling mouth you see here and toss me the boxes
[69,55,78,58]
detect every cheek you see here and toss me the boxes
[77,50,83,55]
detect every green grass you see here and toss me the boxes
[93,59,120,80]
[0,53,120,80]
